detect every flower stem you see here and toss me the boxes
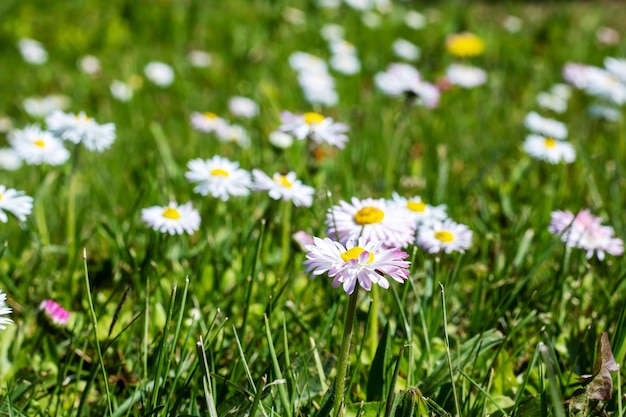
[333,287,359,417]
[279,201,293,274]
[368,285,379,360]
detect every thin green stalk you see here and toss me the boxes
[196,336,218,417]
[83,249,114,416]
[264,314,292,417]
[368,285,379,360]
[440,283,460,417]
[333,287,360,417]
[279,201,293,274]
[150,281,177,411]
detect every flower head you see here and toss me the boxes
[185,156,252,201]
[279,111,349,148]
[144,61,174,87]
[228,96,259,118]
[23,95,70,118]
[445,64,487,88]
[389,192,447,226]
[190,112,228,134]
[374,63,440,108]
[303,236,410,294]
[417,219,473,254]
[446,32,485,57]
[523,112,568,140]
[18,38,47,65]
[46,111,116,152]
[0,291,13,330]
[0,185,33,223]
[141,202,201,235]
[392,38,421,61]
[9,125,70,165]
[39,299,70,326]
[326,197,416,249]
[523,134,575,164]
[252,169,314,207]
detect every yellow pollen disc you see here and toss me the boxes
[446,33,485,57]
[33,138,46,147]
[434,231,455,242]
[407,201,426,212]
[340,247,374,264]
[203,112,219,120]
[162,207,181,220]
[275,175,293,188]
[74,114,90,122]
[210,168,229,177]
[303,112,325,125]
[544,138,557,148]
[0,193,3,200]
[354,206,384,225]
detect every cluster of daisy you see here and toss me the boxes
[549,209,623,261]
[289,52,338,106]
[326,34,361,76]
[190,105,257,148]
[522,111,574,164]
[563,57,626,121]
[441,32,487,89]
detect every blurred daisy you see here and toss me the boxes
[228,96,259,118]
[523,112,568,140]
[303,236,410,295]
[549,209,623,260]
[9,125,70,165]
[320,23,345,41]
[550,84,572,100]
[46,111,116,152]
[269,130,294,149]
[141,202,201,235]
[446,32,485,57]
[374,63,440,108]
[588,104,621,121]
[0,148,22,171]
[79,55,101,75]
[390,192,447,225]
[17,38,47,65]
[144,61,174,87]
[362,12,381,28]
[292,230,315,251]
[417,219,472,254]
[0,185,33,223]
[330,53,361,75]
[289,52,339,106]
[0,117,13,133]
[23,95,70,118]
[185,156,252,201]
[392,39,420,61]
[279,111,349,148]
[405,10,427,30]
[584,67,626,105]
[216,124,251,148]
[39,299,70,326]
[604,57,626,84]
[187,50,212,68]
[252,169,314,207]
[190,112,228,134]
[596,27,620,46]
[326,197,416,249]
[110,80,134,102]
[536,92,567,114]
[0,290,12,330]
[523,134,575,164]
[445,64,487,88]
[502,15,523,33]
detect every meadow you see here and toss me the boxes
[1,0,626,416]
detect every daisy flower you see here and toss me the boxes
[141,202,201,235]
[9,125,70,166]
[588,104,621,121]
[417,219,473,254]
[389,192,447,226]
[23,95,70,118]
[228,96,259,118]
[46,111,116,152]
[405,10,427,30]
[144,61,174,87]
[269,130,294,149]
[392,38,421,61]
[330,53,361,75]
[187,50,212,68]
[536,92,567,114]
[39,299,70,326]
[445,64,487,88]
[523,112,568,140]
[78,55,101,75]
[190,112,228,134]
[523,134,575,164]
[17,38,47,65]
[326,197,416,249]
[110,80,134,102]
[252,169,314,207]
[216,124,251,148]
[445,32,485,57]
[185,156,252,201]
[303,236,410,295]
[374,63,440,108]
[0,148,22,171]
[0,185,33,223]
[0,290,13,330]
[279,111,349,149]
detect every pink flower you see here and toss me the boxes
[39,299,70,325]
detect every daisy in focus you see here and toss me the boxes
[326,197,416,249]
[523,112,568,140]
[190,112,228,135]
[303,236,410,295]
[185,156,252,201]
[252,169,314,207]
[374,63,440,108]
[141,202,201,235]
[0,290,13,330]
[390,192,447,226]
[417,219,473,254]
[446,32,485,57]
[279,111,349,148]
[523,134,575,164]
[9,125,70,165]
[46,111,116,152]
[549,209,623,260]
[39,299,70,326]
[0,185,32,222]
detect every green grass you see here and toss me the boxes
[0,0,626,416]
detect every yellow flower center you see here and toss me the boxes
[407,201,426,212]
[434,231,455,242]
[0,193,3,200]
[354,206,384,225]
[33,138,45,147]
[203,112,219,120]
[304,112,325,125]
[75,114,90,122]
[544,138,557,148]
[162,207,181,220]
[210,168,229,177]
[446,33,485,57]
[274,175,293,188]
[340,247,374,264]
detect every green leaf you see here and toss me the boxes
[367,322,390,402]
